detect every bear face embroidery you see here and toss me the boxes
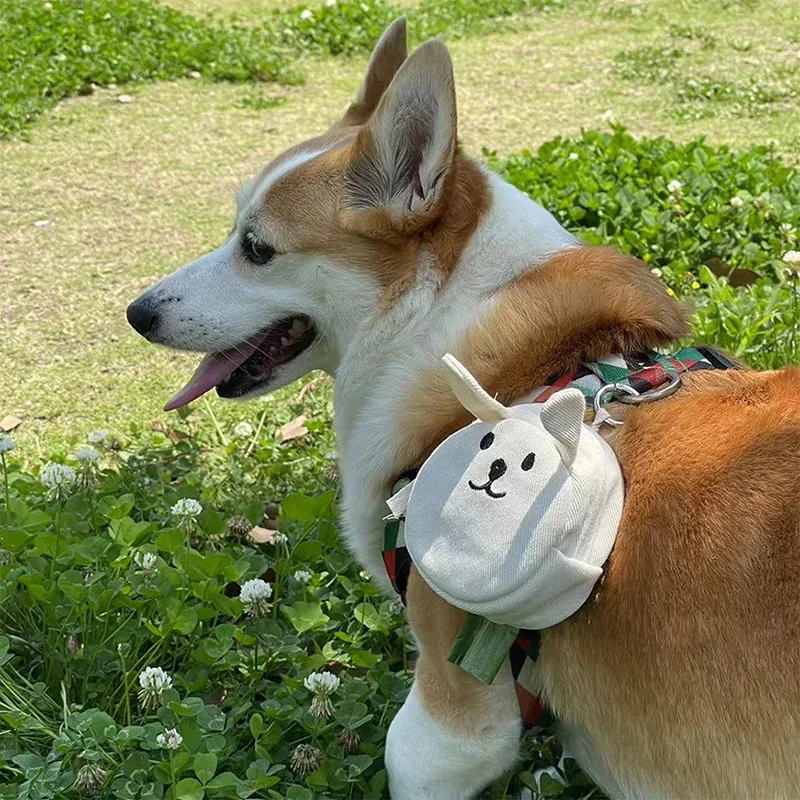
[468,429,537,499]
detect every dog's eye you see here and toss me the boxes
[242,231,276,265]
[479,432,494,450]
[521,452,536,471]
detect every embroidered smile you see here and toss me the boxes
[469,457,508,499]
[468,479,507,499]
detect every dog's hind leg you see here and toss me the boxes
[385,569,522,799]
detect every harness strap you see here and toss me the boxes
[382,517,413,604]
[530,346,734,405]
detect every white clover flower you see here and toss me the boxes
[650,267,663,278]
[292,743,323,776]
[304,670,341,718]
[568,152,579,161]
[271,532,288,546]
[601,109,615,123]
[75,446,99,464]
[40,463,76,499]
[233,421,254,438]
[87,430,108,445]
[781,223,796,240]
[783,250,800,265]
[138,666,172,710]
[359,570,370,581]
[730,195,744,209]
[134,551,157,572]
[667,179,682,196]
[43,2,53,10]
[171,498,202,518]
[360,3,369,11]
[240,578,273,617]
[325,0,336,5]
[0,436,14,455]
[293,569,312,583]
[300,8,313,19]
[73,764,107,792]
[156,728,183,750]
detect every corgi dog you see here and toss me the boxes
[127,19,800,799]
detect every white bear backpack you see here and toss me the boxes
[387,354,625,678]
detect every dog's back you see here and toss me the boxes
[540,367,800,798]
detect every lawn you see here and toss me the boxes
[0,0,799,797]
[1,0,799,449]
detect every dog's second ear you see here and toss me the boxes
[341,17,408,126]
[344,39,457,230]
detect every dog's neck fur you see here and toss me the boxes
[333,164,579,582]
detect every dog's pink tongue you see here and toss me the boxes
[164,342,258,411]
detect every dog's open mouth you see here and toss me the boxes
[164,316,316,411]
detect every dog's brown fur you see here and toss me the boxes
[403,248,800,797]
[536,366,800,798]
[398,247,689,470]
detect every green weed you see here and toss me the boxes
[0,0,301,140]
[668,23,716,47]
[612,45,684,83]
[675,74,797,119]
[235,92,288,110]
[488,126,800,293]
[693,267,800,368]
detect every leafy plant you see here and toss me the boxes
[692,266,800,369]
[675,74,798,119]
[0,421,413,799]
[0,0,301,139]
[488,126,800,292]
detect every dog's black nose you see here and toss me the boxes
[489,458,507,482]
[126,300,157,338]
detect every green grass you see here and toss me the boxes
[0,0,301,139]
[0,0,568,139]
[2,0,800,451]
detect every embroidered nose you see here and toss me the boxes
[489,459,507,481]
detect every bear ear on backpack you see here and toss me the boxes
[539,389,586,465]
[441,354,509,422]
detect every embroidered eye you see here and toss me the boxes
[479,432,494,450]
[242,231,276,265]
[521,452,536,471]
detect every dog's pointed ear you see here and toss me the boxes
[341,18,408,126]
[540,389,586,465]
[344,39,457,228]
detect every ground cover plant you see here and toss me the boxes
[612,21,800,124]
[0,0,301,140]
[0,0,568,139]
